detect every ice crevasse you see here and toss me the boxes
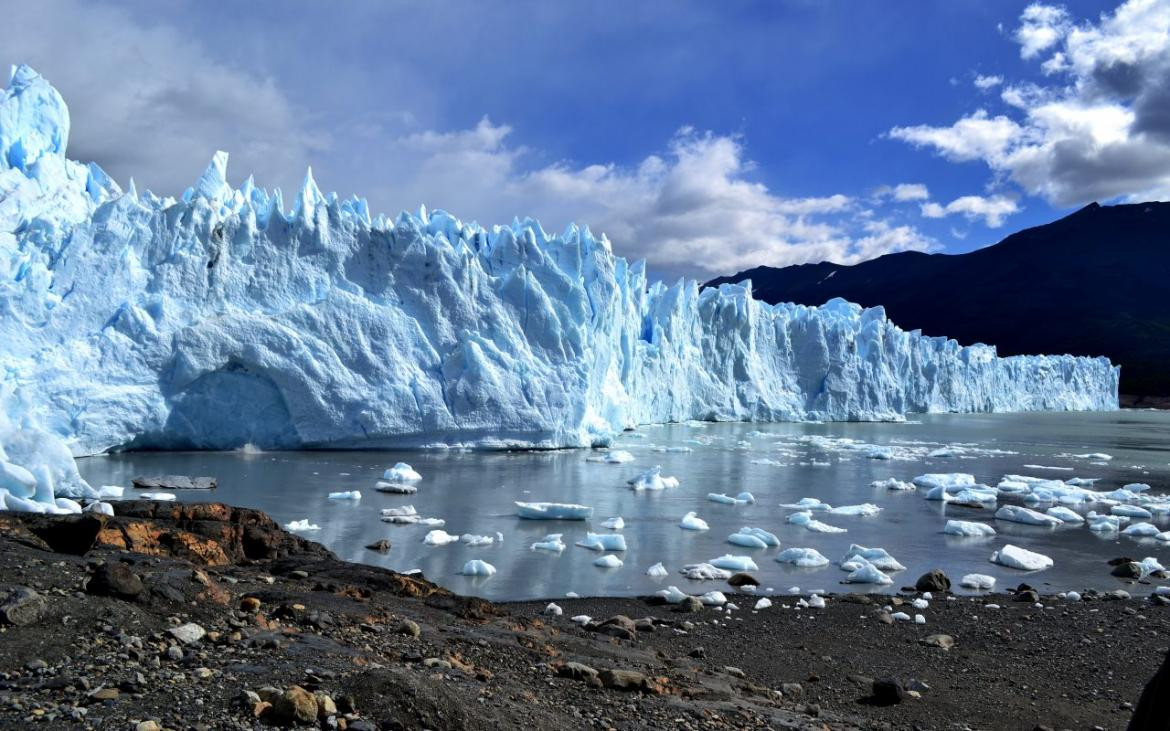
[0,66,1119,506]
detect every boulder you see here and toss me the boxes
[271,685,318,726]
[0,587,47,626]
[915,570,951,593]
[86,562,143,599]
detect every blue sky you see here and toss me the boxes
[4,0,1167,280]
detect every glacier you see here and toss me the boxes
[0,66,1118,508]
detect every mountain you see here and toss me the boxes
[706,202,1170,398]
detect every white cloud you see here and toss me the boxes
[974,74,1004,90]
[891,0,1170,206]
[894,183,931,201]
[920,195,1021,227]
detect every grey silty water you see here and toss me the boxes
[76,410,1170,601]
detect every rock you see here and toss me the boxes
[314,691,337,719]
[599,668,652,692]
[257,687,283,704]
[781,683,803,698]
[1013,589,1040,603]
[86,562,143,599]
[395,619,421,638]
[88,687,119,701]
[557,662,601,686]
[1152,594,1170,607]
[1131,648,1170,730]
[595,615,637,640]
[727,572,759,587]
[0,586,47,626]
[1106,589,1132,601]
[135,722,162,731]
[908,679,931,693]
[165,645,183,661]
[1107,556,1136,566]
[634,617,656,632]
[239,596,261,612]
[921,634,954,650]
[872,678,906,705]
[678,596,703,613]
[271,685,318,726]
[168,622,206,645]
[1111,562,1143,579]
[347,722,376,731]
[422,658,451,669]
[914,570,951,593]
[132,475,217,490]
[724,666,746,679]
[365,539,391,551]
[876,612,894,625]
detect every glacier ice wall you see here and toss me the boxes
[0,66,1119,478]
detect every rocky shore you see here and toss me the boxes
[0,502,1164,730]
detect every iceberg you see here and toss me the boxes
[327,490,361,501]
[422,529,459,546]
[728,526,780,548]
[872,478,915,491]
[708,554,759,572]
[383,463,422,482]
[680,563,732,580]
[459,559,496,577]
[840,545,905,572]
[515,501,593,520]
[627,466,679,491]
[774,547,830,567]
[530,533,566,553]
[575,532,627,551]
[593,554,623,568]
[990,544,1053,571]
[843,558,893,585]
[284,519,320,531]
[679,511,709,531]
[943,520,997,537]
[1045,506,1084,524]
[588,450,635,464]
[600,516,625,530]
[373,481,417,494]
[995,505,1062,527]
[707,491,755,505]
[646,562,669,578]
[0,66,1117,514]
[787,511,846,533]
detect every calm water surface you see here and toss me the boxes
[76,410,1170,601]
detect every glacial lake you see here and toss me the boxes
[76,410,1170,601]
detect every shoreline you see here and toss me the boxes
[0,501,1164,730]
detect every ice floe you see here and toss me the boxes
[960,573,996,590]
[708,554,759,572]
[530,534,566,553]
[646,562,669,578]
[680,563,731,580]
[627,466,679,491]
[727,527,781,549]
[600,516,625,530]
[840,545,905,572]
[995,505,1062,527]
[943,520,997,537]
[679,511,710,531]
[774,548,830,567]
[423,530,460,546]
[575,533,628,551]
[383,463,422,482]
[516,501,593,520]
[327,490,361,500]
[593,555,623,568]
[373,481,417,494]
[872,478,915,491]
[459,559,496,576]
[284,519,320,531]
[588,450,635,464]
[707,491,756,505]
[1045,506,1084,524]
[787,511,846,533]
[990,544,1053,571]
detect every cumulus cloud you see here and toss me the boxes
[890,0,1170,206]
[974,74,1004,90]
[920,195,1021,227]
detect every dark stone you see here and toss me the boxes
[599,669,652,692]
[557,662,601,687]
[365,539,391,552]
[914,570,950,593]
[1112,562,1143,579]
[689,647,705,658]
[921,634,955,650]
[86,562,143,600]
[1014,589,1040,603]
[0,587,47,626]
[1108,557,1137,567]
[132,475,217,490]
[677,597,703,613]
[871,678,906,705]
[727,572,759,587]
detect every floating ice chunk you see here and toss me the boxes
[787,511,846,533]
[627,466,679,491]
[943,520,996,537]
[1087,512,1125,532]
[680,563,732,580]
[913,473,976,490]
[843,559,893,585]
[589,449,635,463]
[374,481,417,494]
[423,530,459,546]
[593,554,623,568]
[1112,504,1153,519]
[708,554,759,572]
[382,505,418,517]
[1139,557,1166,575]
[600,516,625,530]
[655,585,689,603]
[576,532,627,551]
[459,559,496,576]
[891,612,912,622]
[780,497,832,511]
[140,492,176,501]
[829,503,881,517]
[995,505,1062,527]
[460,533,501,547]
[284,519,320,531]
[1074,453,1113,461]
[775,548,830,567]
[707,491,756,505]
[383,463,422,482]
[1124,483,1151,493]
[1045,506,1084,523]
[679,511,709,531]
[1023,464,1075,472]
[516,501,593,520]
[699,591,728,606]
[990,544,1053,571]
[1123,522,1161,537]
[530,533,566,553]
[327,490,361,500]
[728,526,780,549]
[754,598,772,610]
[96,485,125,499]
[872,478,915,491]
[646,562,668,578]
[543,603,563,616]
[840,545,905,572]
[82,500,113,516]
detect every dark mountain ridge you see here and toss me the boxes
[705,201,1170,396]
